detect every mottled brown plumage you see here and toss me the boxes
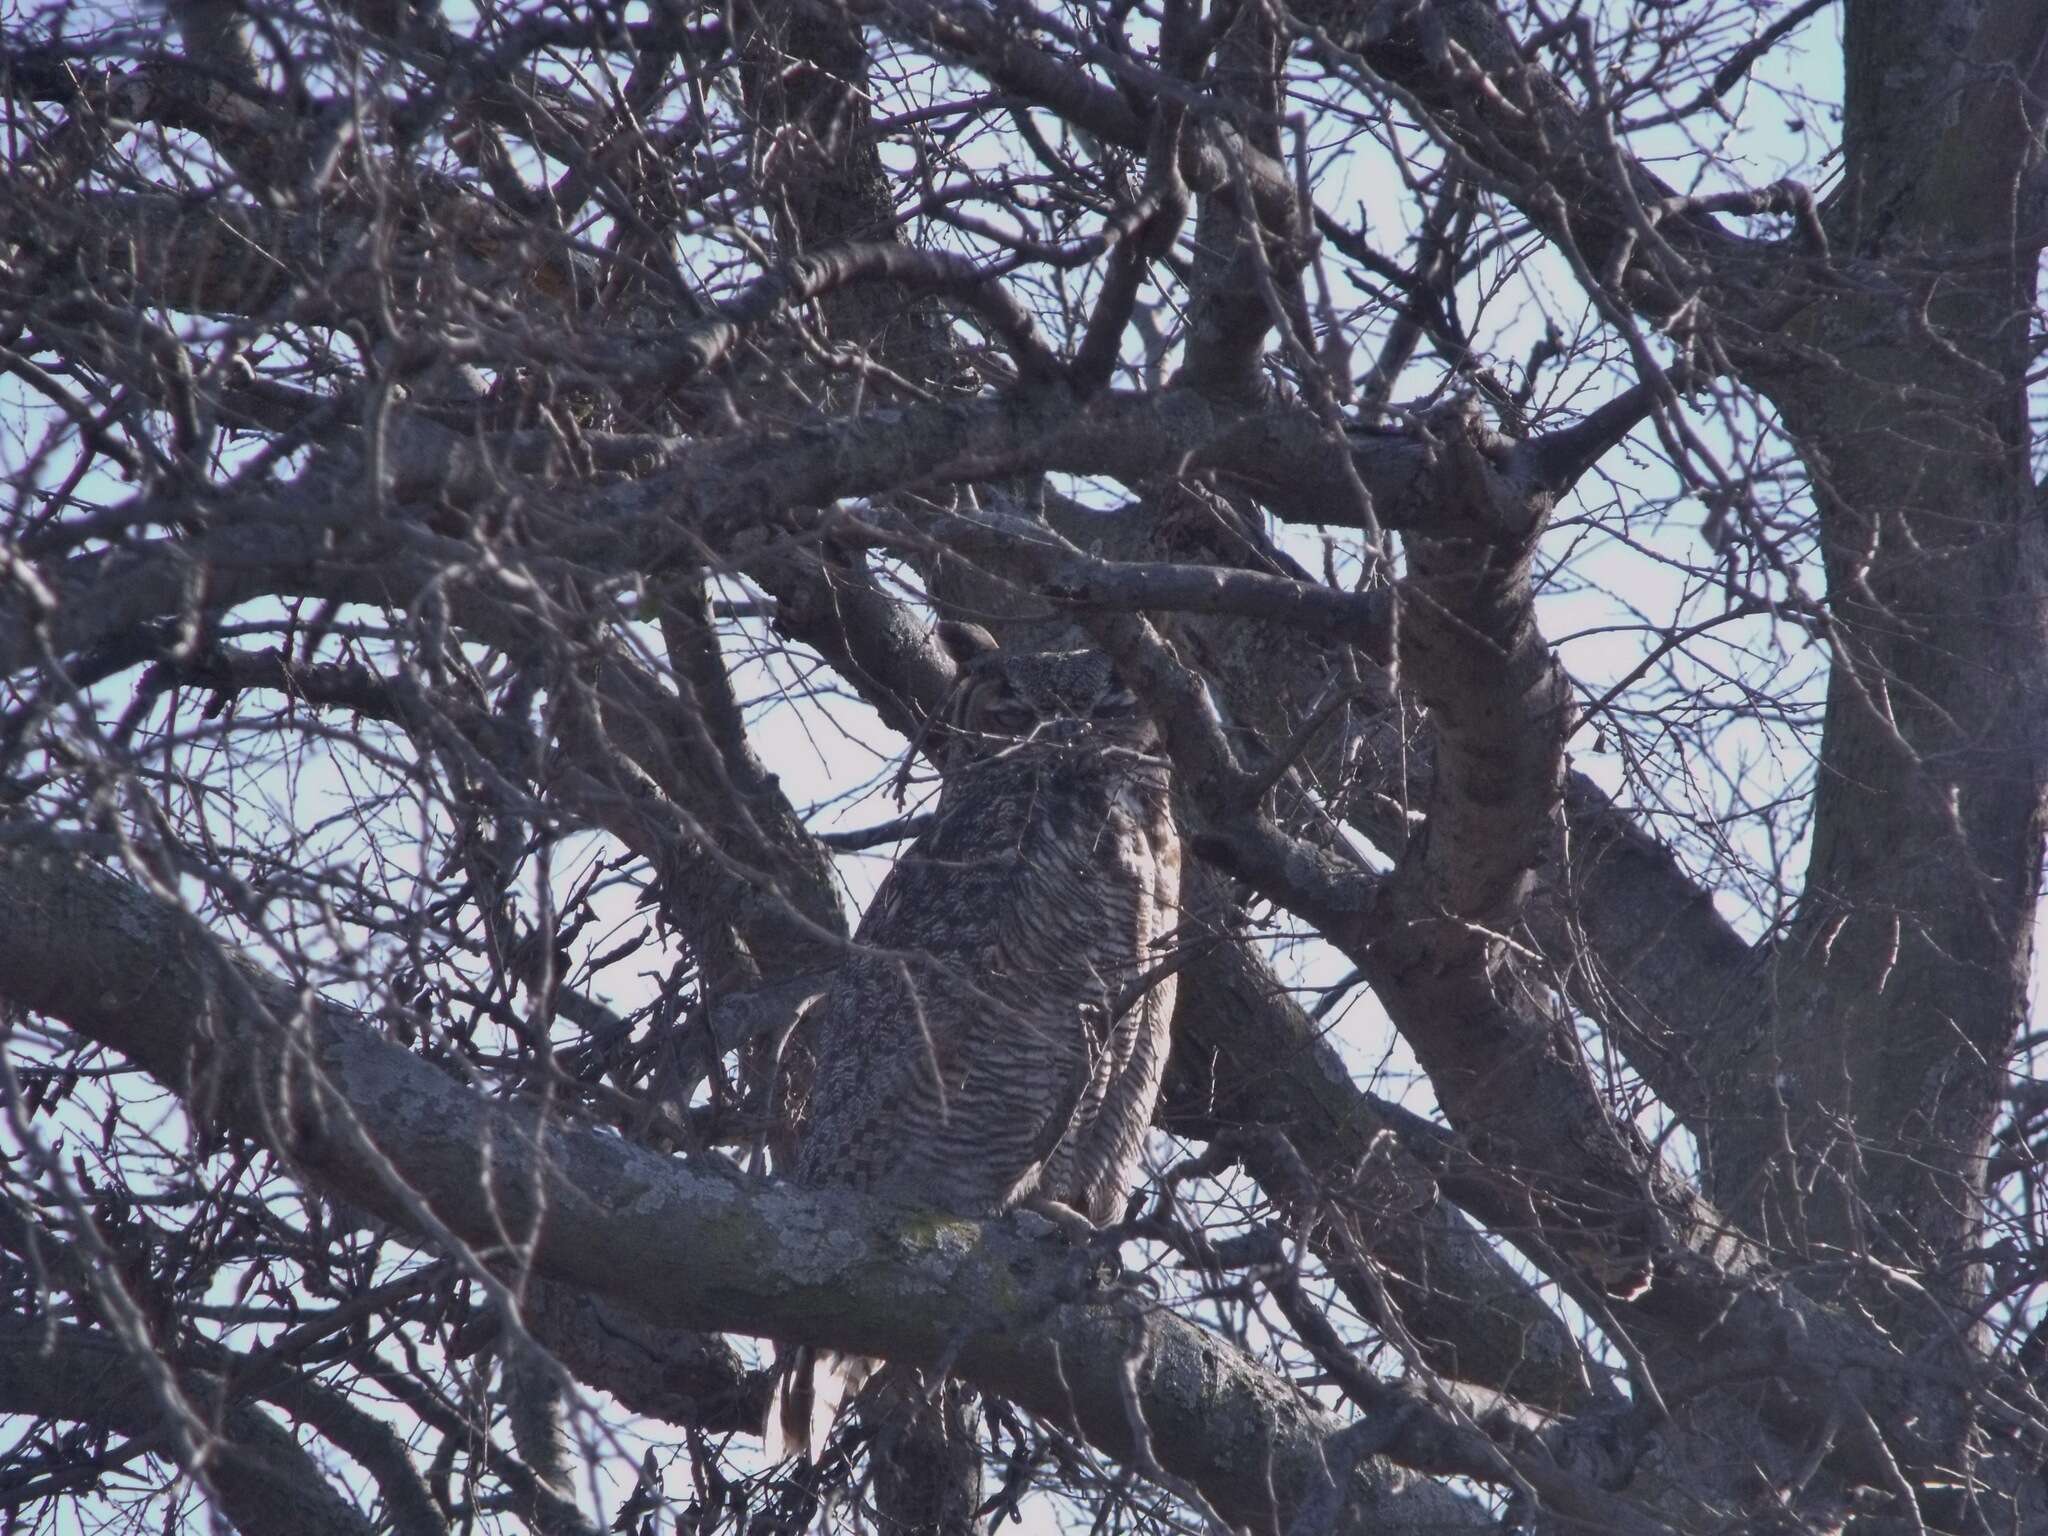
[770,622,1183,1464]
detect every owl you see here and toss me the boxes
[769,621,1184,1461]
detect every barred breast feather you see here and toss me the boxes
[797,744,1178,1216]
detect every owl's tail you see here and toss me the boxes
[764,1347,876,1464]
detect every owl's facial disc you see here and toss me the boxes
[940,641,1162,761]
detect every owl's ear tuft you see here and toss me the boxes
[936,621,1001,668]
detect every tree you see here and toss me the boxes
[1,0,2044,1530]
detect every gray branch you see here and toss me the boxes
[0,1318,377,1536]
[0,841,1489,1535]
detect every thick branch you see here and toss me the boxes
[0,379,1757,1143]
[0,1319,377,1536]
[1045,482,1745,1147]
[0,841,1487,1535]
[1163,868,1600,1414]
[0,388,1560,680]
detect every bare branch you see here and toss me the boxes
[0,842,1489,1535]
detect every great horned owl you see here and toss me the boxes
[769,621,1184,1460]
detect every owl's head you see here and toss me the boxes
[934,622,1158,765]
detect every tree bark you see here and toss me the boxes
[0,843,1483,1536]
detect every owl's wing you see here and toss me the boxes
[1026,755,1183,1219]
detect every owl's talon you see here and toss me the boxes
[1087,1243,1128,1291]
[1019,1196,1099,1243]
[1010,1207,1060,1241]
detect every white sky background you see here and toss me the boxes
[11,1,2048,1532]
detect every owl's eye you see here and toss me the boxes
[1089,687,1139,719]
[980,700,1039,735]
